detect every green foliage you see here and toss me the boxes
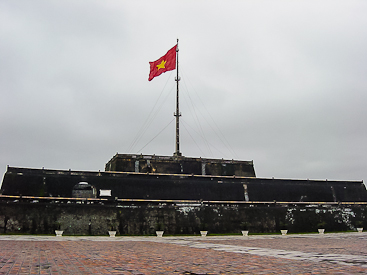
[317,221,327,229]
[54,221,61,230]
[356,220,363,227]
[155,223,164,231]
[240,222,248,230]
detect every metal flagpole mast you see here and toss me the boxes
[174,38,182,157]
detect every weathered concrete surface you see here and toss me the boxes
[1,199,366,235]
[105,153,256,177]
[1,233,367,274]
[2,166,366,201]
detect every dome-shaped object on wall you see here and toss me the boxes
[72,182,96,198]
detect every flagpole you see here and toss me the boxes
[174,38,182,157]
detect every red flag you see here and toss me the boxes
[149,45,177,81]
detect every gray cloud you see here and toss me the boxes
[1,0,367,188]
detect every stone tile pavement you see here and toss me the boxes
[1,233,367,274]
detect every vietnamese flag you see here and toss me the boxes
[148,45,177,81]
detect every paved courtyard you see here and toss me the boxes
[1,232,367,274]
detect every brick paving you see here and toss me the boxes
[0,233,367,274]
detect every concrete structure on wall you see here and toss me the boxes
[105,154,256,177]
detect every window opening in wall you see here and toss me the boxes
[201,162,206,175]
[100,190,111,197]
[243,184,249,201]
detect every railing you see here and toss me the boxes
[1,194,366,206]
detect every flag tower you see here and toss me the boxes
[174,39,181,157]
[148,40,181,156]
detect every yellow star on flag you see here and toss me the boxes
[156,60,166,70]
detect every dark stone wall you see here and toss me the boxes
[1,167,246,200]
[1,167,366,202]
[242,178,367,202]
[0,200,366,235]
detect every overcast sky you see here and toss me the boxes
[1,0,367,188]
